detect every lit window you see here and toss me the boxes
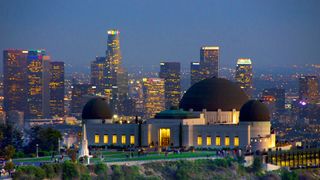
[234,136,239,147]
[103,135,108,144]
[130,135,135,145]
[206,136,212,146]
[112,135,117,144]
[121,135,126,144]
[94,134,100,144]
[215,136,221,146]
[197,136,202,146]
[225,136,230,146]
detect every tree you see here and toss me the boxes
[0,124,23,151]
[252,156,262,172]
[4,161,15,172]
[4,145,16,160]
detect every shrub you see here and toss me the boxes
[13,165,46,180]
[62,161,79,180]
[94,162,108,176]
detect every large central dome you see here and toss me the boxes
[179,78,249,111]
[82,97,113,120]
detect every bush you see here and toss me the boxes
[62,161,79,180]
[94,162,108,175]
[13,166,46,180]
[41,163,62,179]
[281,169,298,180]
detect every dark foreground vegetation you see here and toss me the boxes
[11,158,320,180]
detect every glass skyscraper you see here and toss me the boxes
[190,62,201,86]
[142,78,165,119]
[200,46,219,79]
[235,58,253,98]
[49,61,65,117]
[159,62,181,109]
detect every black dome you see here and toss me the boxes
[239,100,270,122]
[82,97,113,120]
[179,78,249,111]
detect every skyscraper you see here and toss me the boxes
[91,56,106,93]
[235,58,253,97]
[200,46,219,79]
[104,29,128,115]
[105,29,122,90]
[190,62,201,86]
[26,50,51,119]
[142,78,165,119]
[299,76,319,104]
[3,50,28,113]
[49,61,65,117]
[70,84,97,117]
[159,62,181,109]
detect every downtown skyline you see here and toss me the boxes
[1,0,320,73]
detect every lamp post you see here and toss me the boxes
[58,138,61,155]
[36,144,39,158]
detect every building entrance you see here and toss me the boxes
[159,128,170,146]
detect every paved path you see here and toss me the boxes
[105,156,220,166]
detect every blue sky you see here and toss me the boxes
[1,0,319,72]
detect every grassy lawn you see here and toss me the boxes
[13,156,52,163]
[13,151,217,164]
[92,151,216,163]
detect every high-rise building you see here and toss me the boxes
[105,29,122,90]
[104,29,128,115]
[3,49,28,112]
[235,58,253,97]
[200,46,219,79]
[91,56,106,93]
[159,62,181,109]
[49,62,65,117]
[70,84,97,117]
[26,50,51,119]
[299,76,319,104]
[3,50,28,113]
[190,62,201,86]
[142,78,165,119]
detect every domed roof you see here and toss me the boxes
[82,97,113,120]
[239,100,270,122]
[179,78,249,111]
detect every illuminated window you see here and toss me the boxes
[121,135,126,144]
[130,135,135,145]
[103,135,108,144]
[197,136,202,146]
[225,136,230,146]
[206,136,212,146]
[215,136,221,146]
[112,135,117,144]
[94,134,100,144]
[234,136,239,147]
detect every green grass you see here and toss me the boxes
[12,151,217,164]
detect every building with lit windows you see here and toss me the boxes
[142,78,165,119]
[70,84,97,118]
[200,46,219,79]
[159,62,181,109]
[91,56,106,93]
[49,62,65,117]
[83,77,276,152]
[26,50,51,119]
[3,50,28,113]
[190,62,201,86]
[235,58,253,98]
[261,88,285,117]
[299,76,319,104]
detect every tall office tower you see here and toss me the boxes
[49,62,65,117]
[235,58,253,97]
[200,46,219,79]
[70,84,97,117]
[299,76,319,104]
[105,29,122,90]
[91,56,105,93]
[128,79,144,115]
[26,50,51,119]
[261,88,286,116]
[190,62,201,86]
[142,78,165,119]
[159,62,181,109]
[3,50,28,113]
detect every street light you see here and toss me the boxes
[36,144,39,158]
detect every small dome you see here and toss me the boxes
[179,78,249,111]
[239,100,270,122]
[82,97,113,120]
